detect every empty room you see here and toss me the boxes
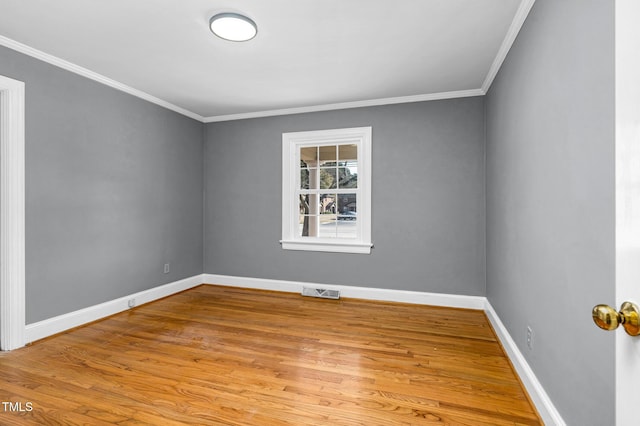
[1,0,638,425]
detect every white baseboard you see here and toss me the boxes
[203,274,486,309]
[24,274,204,344]
[484,300,566,426]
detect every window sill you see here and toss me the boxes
[280,240,372,254]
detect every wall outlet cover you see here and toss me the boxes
[526,326,533,350]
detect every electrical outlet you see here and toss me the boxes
[128,298,136,308]
[164,263,170,274]
[526,326,534,350]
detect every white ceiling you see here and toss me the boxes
[0,0,534,122]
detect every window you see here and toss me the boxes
[281,127,372,254]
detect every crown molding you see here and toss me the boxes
[481,0,536,93]
[0,35,205,122]
[0,0,533,125]
[203,89,485,122]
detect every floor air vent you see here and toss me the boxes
[301,287,341,300]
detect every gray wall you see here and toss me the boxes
[485,1,615,424]
[204,98,486,296]
[0,46,204,323]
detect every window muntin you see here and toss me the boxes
[282,127,371,254]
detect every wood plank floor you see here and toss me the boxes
[0,285,542,425]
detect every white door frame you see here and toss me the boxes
[0,74,25,351]
[615,0,640,424]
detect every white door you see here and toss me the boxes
[615,1,640,424]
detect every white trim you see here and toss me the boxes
[0,35,484,124]
[0,36,204,123]
[485,300,566,426]
[24,274,203,344]
[0,75,26,351]
[280,240,373,254]
[203,274,486,310]
[481,0,536,93]
[203,89,485,122]
[282,127,372,254]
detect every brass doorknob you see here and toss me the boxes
[592,301,640,336]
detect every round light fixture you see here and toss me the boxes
[209,13,257,42]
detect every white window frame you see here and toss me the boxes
[281,126,372,254]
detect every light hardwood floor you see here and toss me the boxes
[0,285,542,425]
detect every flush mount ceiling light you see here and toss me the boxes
[209,13,257,42]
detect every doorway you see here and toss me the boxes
[0,74,25,351]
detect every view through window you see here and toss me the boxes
[299,144,358,239]
[281,127,372,254]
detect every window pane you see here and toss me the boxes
[319,219,337,238]
[319,145,337,163]
[336,193,357,238]
[337,194,357,216]
[319,168,337,189]
[338,144,357,189]
[299,193,318,215]
[301,167,317,189]
[320,194,336,215]
[300,164,309,189]
[338,144,357,161]
[300,146,318,162]
[336,218,357,238]
[338,166,357,188]
[318,193,338,238]
[298,215,318,237]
